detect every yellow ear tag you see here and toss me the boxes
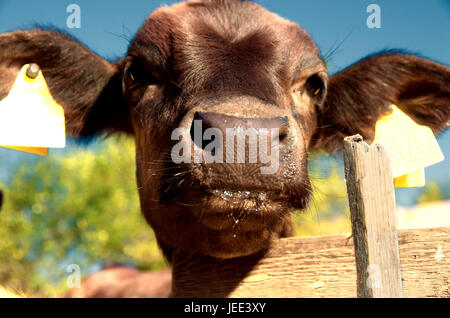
[0,64,65,155]
[373,105,444,188]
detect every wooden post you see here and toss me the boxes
[343,134,404,298]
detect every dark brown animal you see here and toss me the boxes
[64,266,171,298]
[0,0,449,297]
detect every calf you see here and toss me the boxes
[0,0,449,297]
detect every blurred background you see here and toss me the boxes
[0,0,449,297]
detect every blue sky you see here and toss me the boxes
[0,0,449,205]
[1,0,448,68]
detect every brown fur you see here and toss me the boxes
[63,267,171,298]
[0,0,449,297]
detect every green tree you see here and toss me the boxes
[417,182,444,204]
[292,154,351,237]
[0,137,167,297]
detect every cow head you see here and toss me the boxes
[1,0,449,259]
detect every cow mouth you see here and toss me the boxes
[158,163,312,232]
[197,188,290,231]
[164,184,310,231]
[208,188,275,210]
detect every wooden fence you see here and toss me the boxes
[171,135,449,298]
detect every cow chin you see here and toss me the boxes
[154,203,294,259]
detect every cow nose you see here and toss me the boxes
[189,112,290,159]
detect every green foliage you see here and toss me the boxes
[292,154,351,237]
[417,182,444,204]
[0,137,167,297]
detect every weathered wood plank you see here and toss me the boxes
[398,228,449,298]
[171,227,449,298]
[343,135,403,297]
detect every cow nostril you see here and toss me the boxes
[189,112,291,156]
[278,131,288,144]
[276,116,289,145]
[190,112,217,151]
[190,112,203,149]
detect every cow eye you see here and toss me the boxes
[292,73,326,106]
[305,74,325,100]
[123,59,158,93]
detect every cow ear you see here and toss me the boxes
[310,52,450,153]
[0,29,132,139]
